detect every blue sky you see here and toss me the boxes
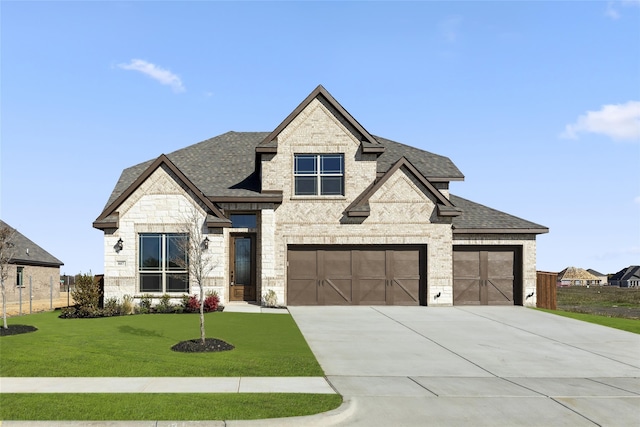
[1,1,639,276]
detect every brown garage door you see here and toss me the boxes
[453,246,522,306]
[287,245,426,306]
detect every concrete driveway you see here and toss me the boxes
[288,306,640,427]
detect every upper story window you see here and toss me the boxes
[139,233,188,293]
[294,154,344,196]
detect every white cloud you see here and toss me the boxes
[439,16,462,43]
[606,1,621,19]
[560,101,640,142]
[605,0,640,19]
[117,59,185,93]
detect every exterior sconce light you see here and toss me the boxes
[433,291,441,300]
[526,292,535,300]
[202,237,209,250]
[115,238,123,252]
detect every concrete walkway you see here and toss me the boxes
[0,377,335,394]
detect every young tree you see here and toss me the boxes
[176,208,217,344]
[0,225,17,329]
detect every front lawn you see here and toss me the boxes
[0,311,343,421]
[1,393,343,421]
[0,310,323,377]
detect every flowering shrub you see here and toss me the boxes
[184,295,201,313]
[182,292,221,313]
[204,293,220,312]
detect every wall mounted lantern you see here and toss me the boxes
[114,238,123,252]
[202,237,209,250]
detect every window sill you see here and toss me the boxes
[290,195,346,201]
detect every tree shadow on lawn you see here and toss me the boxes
[0,325,38,336]
[116,325,235,352]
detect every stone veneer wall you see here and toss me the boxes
[103,165,226,304]
[260,98,456,306]
[452,234,538,307]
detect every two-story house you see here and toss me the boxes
[94,86,548,307]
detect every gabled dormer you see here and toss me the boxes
[256,85,385,156]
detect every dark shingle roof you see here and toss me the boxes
[0,220,64,267]
[103,131,464,210]
[374,136,464,181]
[104,132,268,209]
[450,195,548,233]
[610,266,640,281]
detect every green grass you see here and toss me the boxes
[0,311,343,421]
[537,308,640,334]
[1,394,343,421]
[0,311,323,377]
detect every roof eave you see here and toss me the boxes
[453,228,550,235]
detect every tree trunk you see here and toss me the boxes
[2,280,7,329]
[199,283,205,344]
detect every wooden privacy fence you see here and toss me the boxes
[536,271,557,310]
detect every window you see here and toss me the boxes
[231,214,257,228]
[294,154,344,196]
[139,233,188,293]
[16,266,24,288]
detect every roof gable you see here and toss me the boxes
[0,220,63,267]
[611,266,640,281]
[558,267,599,281]
[93,154,229,230]
[346,157,460,218]
[256,85,384,154]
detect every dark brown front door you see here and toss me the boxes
[287,245,426,306]
[453,248,519,305]
[230,234,256,301]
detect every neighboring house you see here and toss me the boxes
[609,266,640,288]
[587,269,607,286]
[94,85,548,307]
[0,220,64,304]
[557,267,601,286]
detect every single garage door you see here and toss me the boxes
[453,246,522,306]
[287,245,426,306]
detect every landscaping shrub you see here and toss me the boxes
[155,294,175,313]
[184,295,201,313]
[121,295,135,315]
[138,294,153,314]
[203,292,220,312]
[183,293,220,313]
[102,298,120,317]
[263,289,278,308]
[70,273,102,317]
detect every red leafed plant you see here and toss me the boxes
[203,293,220,312]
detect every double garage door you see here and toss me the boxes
[287,245,426,306]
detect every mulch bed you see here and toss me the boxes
[0,325,38,336]
[171,338,235,353]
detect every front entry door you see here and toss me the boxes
[230,234,256,301]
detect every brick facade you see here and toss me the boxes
[3,264,61,306]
